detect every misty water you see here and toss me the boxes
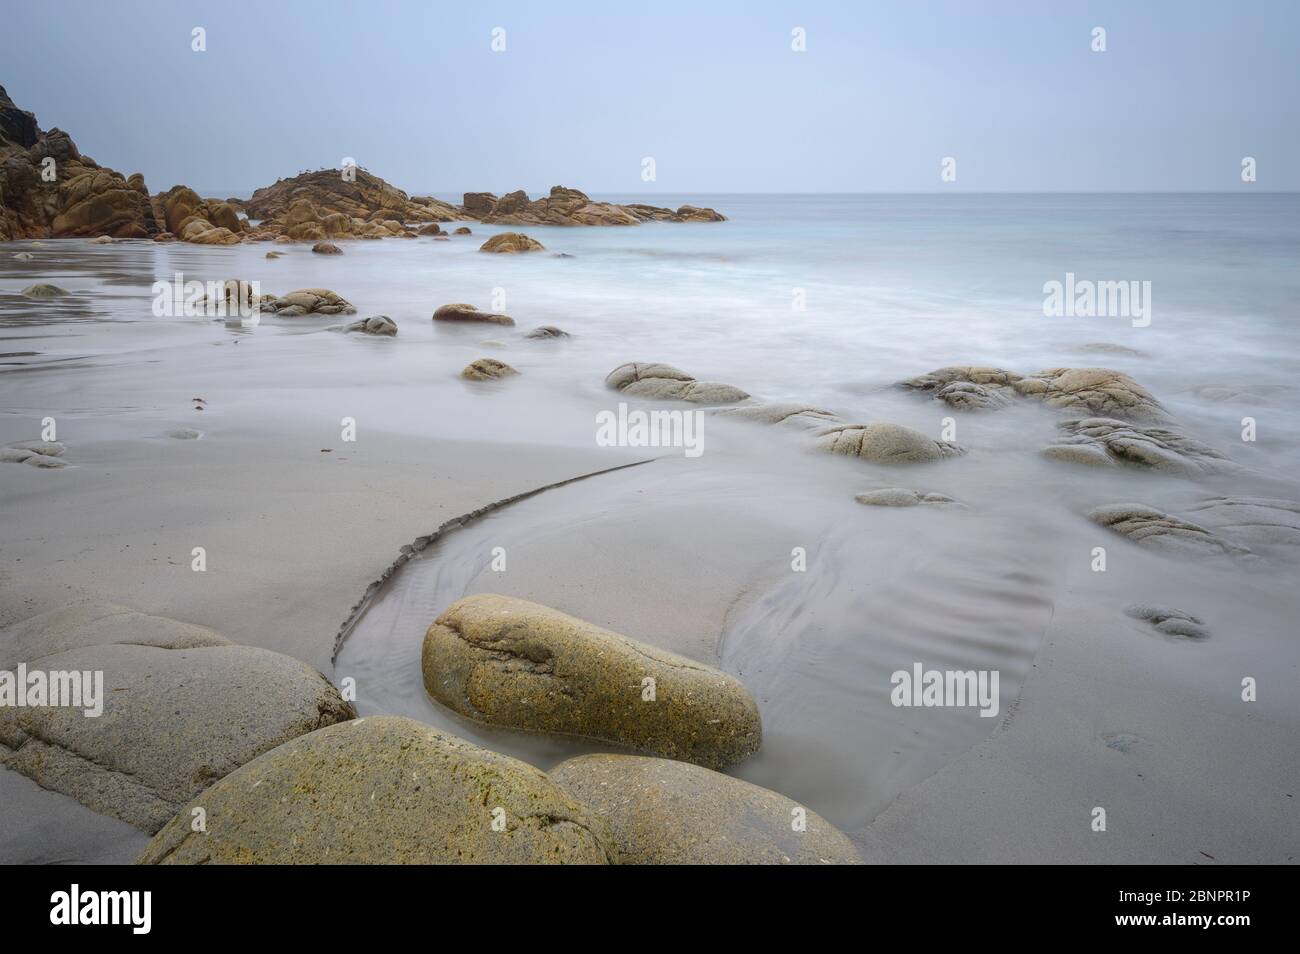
[4,194,1298,835]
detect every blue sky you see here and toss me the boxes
[3,0,1296,196]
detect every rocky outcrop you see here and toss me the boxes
[150,185,244,246]
[243,168,465,230]
[137,717,618,864]
[812,422,964,463]
[1,86,159,240]
[0,603,354,832]
[551,754,862,865]
[471,186,726,226]
[479,231,545,253]
[432,302,514,325]
[606,362,749,404]
[462,357,518,380]
[422,594,762,770]
[1087,503,1254,560]
[1042,417,1231,474]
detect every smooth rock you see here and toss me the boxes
[0,613,353,831]
[343,315,397,336]
[1087,503,1254,560]
[422,594,762,769]
[21,283,69,298]
[479,231,545,253]
[136,716,618,864]
[551,754,862,864]
[812,422,964,463]
[605,362,749,404]
[432,302,514,325]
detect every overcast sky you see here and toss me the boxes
[3,0,1296,197]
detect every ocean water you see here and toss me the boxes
[4,193,1298,835]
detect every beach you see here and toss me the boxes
[2,193,1297,863]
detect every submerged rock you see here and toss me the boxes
[605,362,749,404]
[343,315,397,336]
[1182,496,1300,551]
[1087,503,1253,560]
[899,366,1023,410]
[2,439,68,467]
[462,357,518,380]
[525,325,569,339]
[1042,417,1230,474]
[812,422,964,463]
[137,716,617,864]
[432,302,515,325]
[0,605,353,832]
[551,754,861,865]
[422,594,762,770]
[901,365,1168,422]
[20,283,69,298]
[712,401,843,430]
[855,488,961,508]
[479,231,545,253]
[258,288,356,316]
[1124,604,1209,639]
[1017,367,1168,423]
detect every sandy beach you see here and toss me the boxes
[2,3,1298,872]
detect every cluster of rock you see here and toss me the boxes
[3,90,724,247]
[466,186,726,226]
[603,362,967,465]
[1,86,159,240]
[900,364,1244,476]
[900,365,1168,423]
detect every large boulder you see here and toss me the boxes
[0,604,353,832]
[605,362,749,404]
[811,422,964,463]
[136,717,618,864]
[422,595,762,769]
[551,754,862,864]
[479,231,545,253]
